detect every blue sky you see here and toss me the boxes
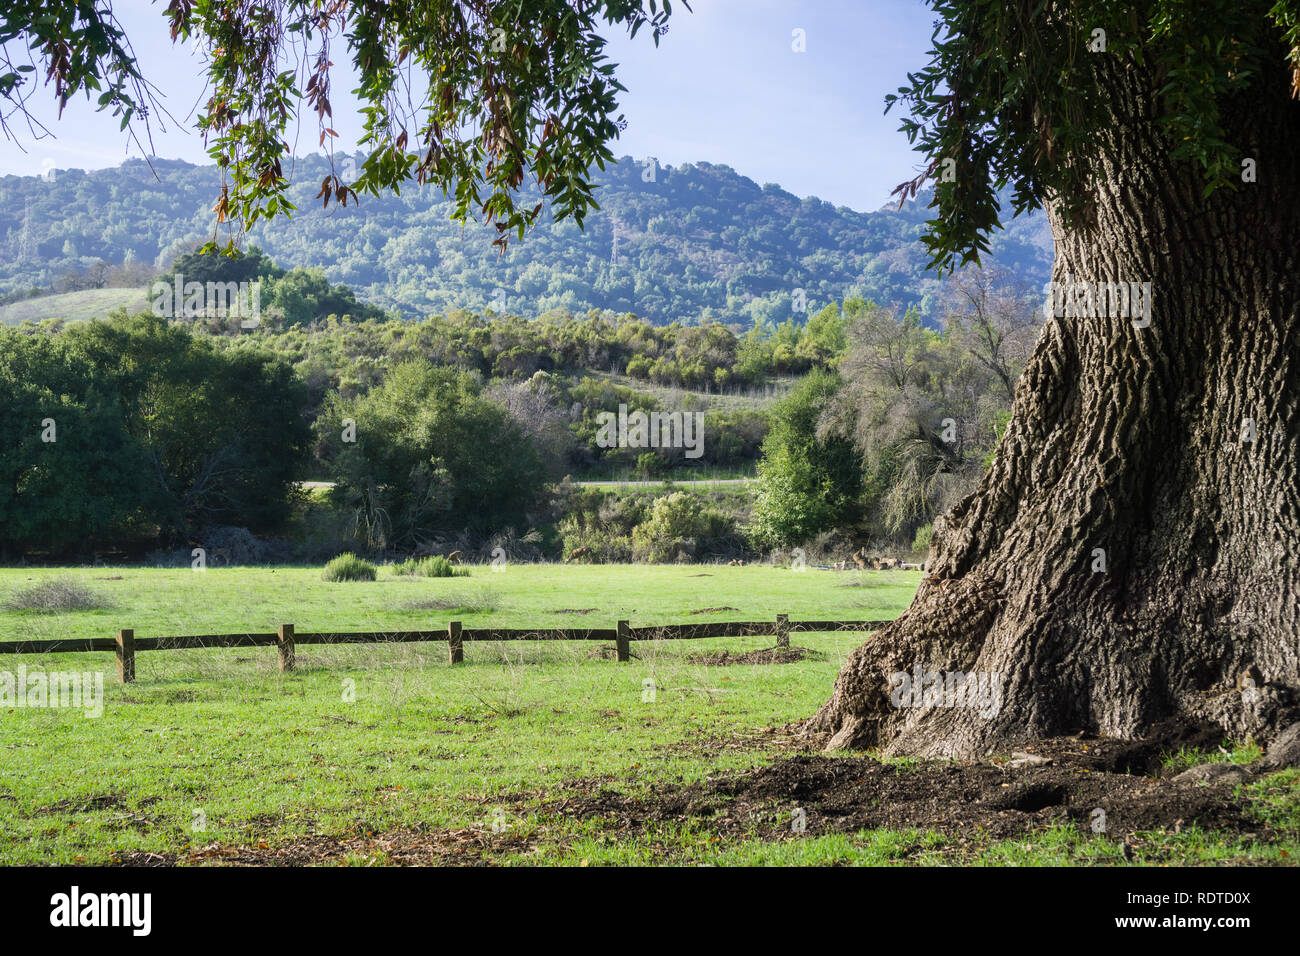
[0,0,936,211]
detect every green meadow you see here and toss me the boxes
[0,565,1294,866]
[0,563,912,642]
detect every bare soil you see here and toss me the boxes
[686,645,825,666]
[114,826,537,866]
[549,720,1277,846]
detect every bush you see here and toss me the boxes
[4,579,111,613]
[558,517,635,563]
[911,523,933,555]
[391,555,468,578]
[635,452,665,478]
[316,362,547,550]
[748,369,863,548]
[632,492,727,563]
[556,489,644,563]
[322,553,378,582]
[558,487,747,563]
[197,526,273,565]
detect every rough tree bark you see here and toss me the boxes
[809,49,1300,757]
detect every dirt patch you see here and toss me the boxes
[687,645,826,666]
[39,793,124,814]
[113,826,537,866]
[586,644,640,661]
[548,727,1280,847]
[690,606,739,614]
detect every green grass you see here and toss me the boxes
[0,564,911,641]
[321,553,378,582]
[0,564,1294,866]
[0,287,149,326]
[1161,740,1264,775]
[389,555,468,579]
[1244,769,1300,835]
[0,564,911,865]
[535,823,1299,867]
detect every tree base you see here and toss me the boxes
[807,564,1300,758]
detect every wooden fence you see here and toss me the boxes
[0,616,892,683]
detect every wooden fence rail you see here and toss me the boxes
[0,617,892,683]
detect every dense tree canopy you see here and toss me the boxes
[315,361,548,548]
[0,313,311,554]
[889,0,1300,268]
[0,330,143,554]
[0,156,1053,324]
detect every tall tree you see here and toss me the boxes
[810,0,1300,755]
[941,266,1039,402]
[0,330,145,556]
[749,369,863,548]
[819,304,996,540]
[66,313,312,537]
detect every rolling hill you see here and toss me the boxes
[0,154,1053,325]
[0,287,149,326]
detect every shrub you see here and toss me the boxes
[4,579,111,613]
[632,492,727,563]
[635,452,665,478]
[558,517,635,563]
[748,369,863,548]
[316,362,547,549]
[911,523,933,555]
[391,555,467,578]
[322,552,378,582]
[556,489,644,563]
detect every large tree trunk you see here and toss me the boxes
[809,50,1300,757]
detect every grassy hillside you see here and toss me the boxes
[0,287,149,325]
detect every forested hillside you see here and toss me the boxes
[0,154,1051,324]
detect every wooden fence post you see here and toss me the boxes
[775,613,790,649]
[115,628,135,684]
[277,623,295,673]
[616,620,631,662]
[448,621,463,665]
